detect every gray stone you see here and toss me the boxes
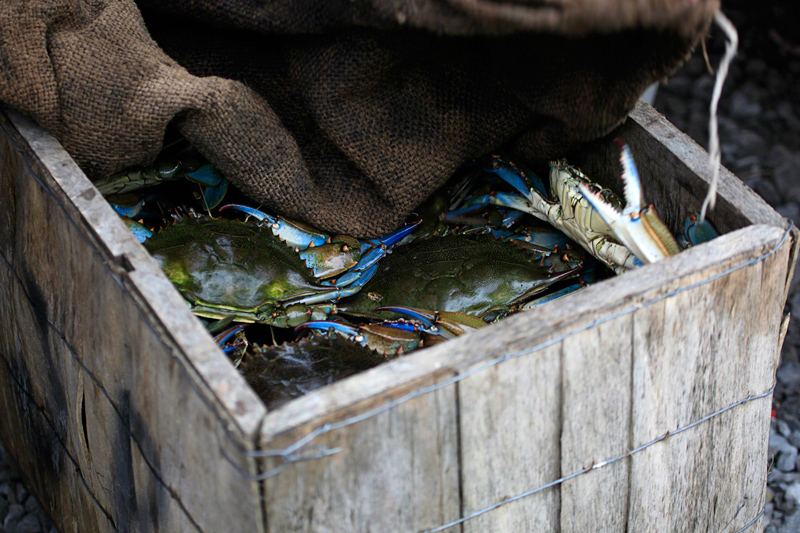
[771,146,800,203]
[769,469,799,484]
[790,431,800,449]
[754,178,783,207]
[15,514,42,533]
[778,101,800,131]
[14,485,27,507]
[730,92,763,119]
[779,509,800,533]
[779,363,800,388]
[767,468,800,485]
[787,482,800,504]
[779,419,794,438]
[23,496,38,514]
[779,448,799,472]
[777,204,800,227]
[4,503,24,528]
[772,434,796,455]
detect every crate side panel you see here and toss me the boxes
[0,112,264,532]
[560,316,633,532]
[627,245,788,531]
[0,266,109,532]
[263,376,459,532]
[0,124,114,531]
[459,343,562,532]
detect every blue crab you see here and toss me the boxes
[143,212,418,327]
[466,140,681,274]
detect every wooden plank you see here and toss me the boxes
[560,317,633,531]
[262,374,460,532]
[627,237,789,530]
[459,343,562,532]
[0,108,268,532]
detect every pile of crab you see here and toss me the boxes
[99,139,716,409]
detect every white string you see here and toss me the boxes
[700,10,739,223]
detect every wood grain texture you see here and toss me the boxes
[560,317,633,532]
[258,224,790,531]
[459,343,562,533]
[262,374,460,532]
[0,107,267,532]
[627,245,787,531]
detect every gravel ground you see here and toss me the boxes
[0,447,55,533]
[0,2,798,530]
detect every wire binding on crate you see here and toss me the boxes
[419,381,776,532]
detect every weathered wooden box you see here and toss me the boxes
[0,101,796,532]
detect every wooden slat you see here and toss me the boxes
[262,374,460,532]
[627,242,787,531]
[0,108,268,532]
[258,224,789,530]
[560,317,633,531]
[459,343,562,532]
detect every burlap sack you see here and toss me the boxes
[0,0,718,237]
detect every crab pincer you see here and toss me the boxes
[577,139,680,266]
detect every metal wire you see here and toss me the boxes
[422,380,777,532]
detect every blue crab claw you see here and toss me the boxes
[220,204,330,250]
[374,306,487,338]
[482,155,549,199]
[324,220,422,288]
[296,321,421,356]
[577,140,681,265]
[521,258,597,310]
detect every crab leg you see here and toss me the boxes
[296,321,421,356]
[221,204,331,250]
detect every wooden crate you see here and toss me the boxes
[0,100,796,532]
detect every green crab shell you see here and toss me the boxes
[144,217,324,322]
[341,233,584,317]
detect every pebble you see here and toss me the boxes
[779,448,799,472]
[16,513,42,533]
[779,509,800,532]
[778,361,800,386]
[768,469,799,484]
[787,482,800,505]
[23,496,38,514]
[4,503,24,528]
[730,92,763,119]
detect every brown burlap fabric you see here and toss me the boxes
[0,0,718,237]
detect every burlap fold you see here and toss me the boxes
[0,0,718,237]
